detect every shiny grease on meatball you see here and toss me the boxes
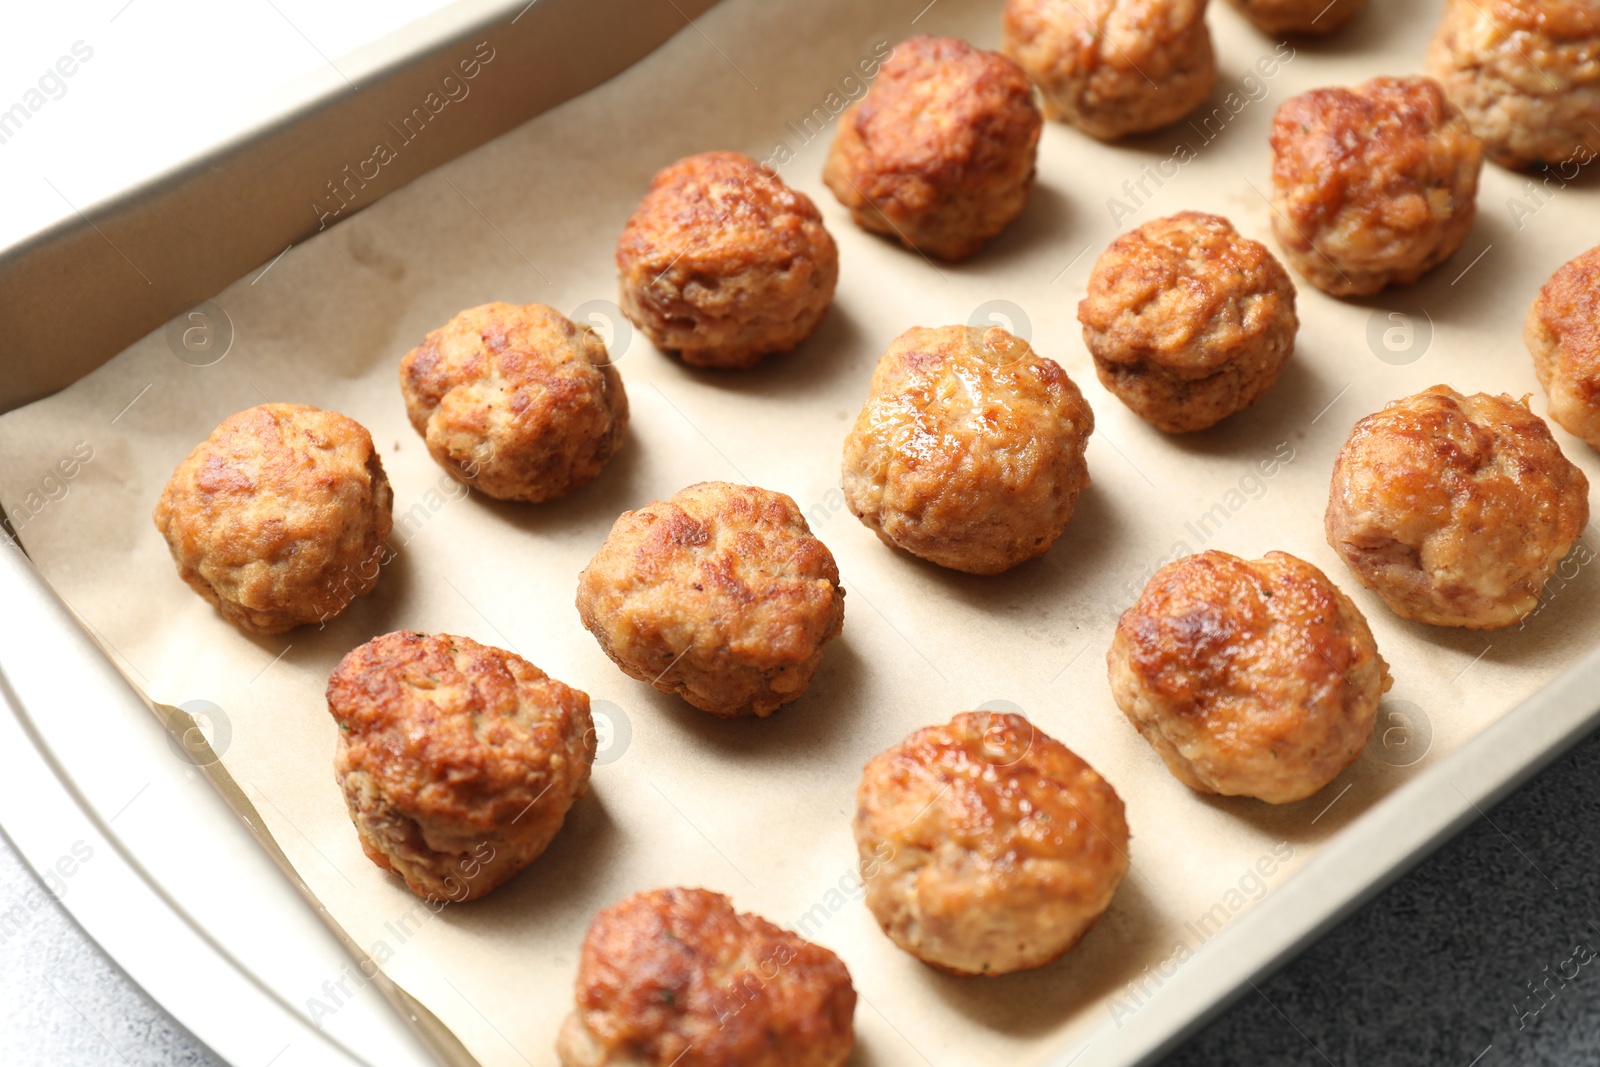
[1527,244,1600,451]
[1427,0,1600,170]
[823,35,1042,261]
[1327,385,1591,629]
[153,403,393,634]
[1109,551,1391,804]
[327,631,595,902]
[616,152,838,370]
[576,482,845,718]
[842,325,1094,575]
[1269,76,1484,297]
[1002,0,1216,141]
[853,711,1129,976]
[1227,0,1367,35]
[1079,211,1298,433]
[399,302,628,502]
[557,888,855,1067]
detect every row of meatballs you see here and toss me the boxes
[597,15,1594,389]
[597,3,1600,352]
[151,227,1600,640]
[997,0,1600,171]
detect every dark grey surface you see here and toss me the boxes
[1167,727,1600,1067]
[3,729,1598,1066]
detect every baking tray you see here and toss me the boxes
[3,0,1599,1065]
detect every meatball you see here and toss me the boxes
[853,711,1129,976]
[1079,212,1298,433]
[1527,244,1600,450]
[1269,76,1484,297]
[841,325,1094,575]
[557,888,855,1067]
[575,482,844,718]
[398,302,628,503]
[327,631,595,902]
[1226,0,1367,35]
[822,35,1042,261]
[152,403,393,635]
[1326,386,1591,629]
[1427,0,1600,171]
[1002,0,1216,141]
[1109,551,1391,804]
[615,152,838,370]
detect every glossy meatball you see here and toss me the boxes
[399,302,628,503]
[327,631,595,902]
[1079,212,1298,433]
[1269,76,1483,297]
[1327,386,1591,629]
[557,888,855,1067]
[841,325,1094,575]
[1227,0,1367,35]
[1427,0,1600,170]
[1002,0,1216,141]
[152,403,393,635]
[853,711,1128,976]
[822,35,1042,261]
[616,152,837,370]
[575,482,844,718]
[1527,244,1600,450]
[1109,551,1391,804]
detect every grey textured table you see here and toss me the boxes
[3,729,1598,1067]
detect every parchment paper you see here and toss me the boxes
[3,0,1598,1063]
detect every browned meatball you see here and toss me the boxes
[1079,211,1298,433]
[841,325,1094,575]
[1227,0,1367,35]
[823,35,1042,261]
[152,403,393,635]
[398,302,628,503]
[853,711,1128,976]
[1269,76,1484,297]
[1326,386,1591,629]
[575,482,844,718]
[1428,0,1600,170]
[327,631,594,902]
[557,888,855,1067]
[615,152,837,370]
[1002,0,1216,141]
[1527,244,1600,450]
[1109,551,1391,804]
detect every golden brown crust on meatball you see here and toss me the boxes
[853,711,1129,976]
[1079,212,1298,433]
[575,482,844,718]
[1002,0,1216,141]
[327,631,594,902]
[616,152,838,370]
[398,303,627,503]
[557,888,855,1067]
[1269,76,1484,297]
[152,403,393,635]
[1527,244,1600,450]
[1227,0,1367,35]
[1109,551,1391,804]
[841,325,1094,575]
[822,35,1042,261]
[1427,0,1600,170]
[1326,386,1591,629]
